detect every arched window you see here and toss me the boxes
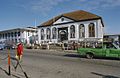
[46,28,51,39]
[79,24,85,38]
[52,27,57,39]
[41,29,44,40]
[70,25,75,38]
[89,23,95,37]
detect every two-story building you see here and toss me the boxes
[0,27,37,45]
[37,10,104,47]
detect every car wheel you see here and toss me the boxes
[86,53,94,59]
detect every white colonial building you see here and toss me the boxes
[0,27,37,45]
[37,10,104,47]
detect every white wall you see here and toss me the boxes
[38,28,41,43]
[54,17,73,24]
[20,30,37,44]
[38,18,104,44]
[97,19,104,39]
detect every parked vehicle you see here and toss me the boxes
[77,45,120,59]
[0,46,4,50]
[4,44,16,49]
[0,44,5,50]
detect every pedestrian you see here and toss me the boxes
[15,42,23,70]
[16,42,23,60]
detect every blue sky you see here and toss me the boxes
[0,0,120,34]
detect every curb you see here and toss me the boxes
[24,49,77,53]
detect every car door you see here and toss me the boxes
[105,48,111,57]
[109,49,119,58]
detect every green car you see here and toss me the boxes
[77,45,120,59]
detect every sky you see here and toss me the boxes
[0,0,120,34]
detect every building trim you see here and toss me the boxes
[38,18,102,28]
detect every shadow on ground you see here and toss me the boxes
[63,54,82,58]
[0,57,26,78]
[63,53,120,61]
[0,66,21,78]
[0,66,9,75]
[91,72,120,78]
[11,56,18,61]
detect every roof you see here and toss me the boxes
[38,10,103,27]
[0,27,36,33]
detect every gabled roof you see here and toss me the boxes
[38,10,103,27]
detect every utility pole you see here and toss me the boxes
[34,19,37,45]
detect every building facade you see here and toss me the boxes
[0,27,37,45]
[37,10,104,47]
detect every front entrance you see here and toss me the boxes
[58,27,68,42]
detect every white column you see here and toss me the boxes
[68,26,70,41]
[85,24,88,38]
[76,24,79,40]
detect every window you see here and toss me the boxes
[70,25,75,38]
[46,28,51,39]
[8,33,10,37]
[15,39,17,43]
[52,27,57,39]
[79,24,85,38]
[28,31,30,36]
[15,32,17,37]
[61,18,64,21]
[41,29,44,40]
[18,32,20,36]
[89,23,95,37]
[5,33,7,39]
[11,32,13,37]
[2,34,4,38]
